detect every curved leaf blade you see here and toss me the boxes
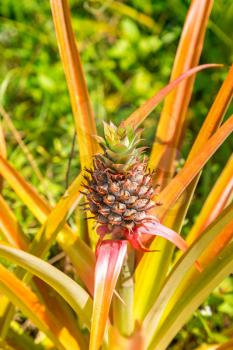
[143,203,233,347]
[121,64,221,130]
[0,265,67,350]
[0,155,95,291]
[187,155,233,244]
[0,122,6,192]
[0,194,87,349]
[155,115,233,219]
[0,194,28,249]
[0,243,92,328]
[147,241,233,350]
[148,0,214,183]
[90,240,127,350]
[50,0,98,168]
[134,115,233,321]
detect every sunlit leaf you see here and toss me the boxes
[108,324,145,350]
[142,203,233,348]
[166,64,233,261]
[148,0,214,184]
[90,240,127,350]
[121,64,221,130]
[0,123,6,192]
[159,207,233,332]
[28,168,95,293]
[135,114,233,321]
[0,264,67,350]
[0,243,92,328]
[0,194,28,249]
[0,156,95,291]
[147,240,233,350]
[50,0,98,169]
[155,115,233,219]
[187,155,233,244]
[135,34,233,326]
[0,194,88,349]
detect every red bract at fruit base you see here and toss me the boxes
[0,0,232,350]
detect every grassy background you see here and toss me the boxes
[0,0,233,348]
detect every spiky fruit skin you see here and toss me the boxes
[84,157,156,233]
[83,122,159,236]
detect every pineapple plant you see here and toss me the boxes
[0,0,232,350]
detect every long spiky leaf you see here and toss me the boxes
[0,155,95,291]
[90,240,127,350]
[50,0,98,168]
[0,243,93,328]
[155,115,233,219]
[149,0,214,185]
[121,64,221,130]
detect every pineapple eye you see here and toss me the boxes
[109,182,120,193]
[125,196,138,205]
[97,184,108,195]
[134,212,146,222]
[112,202,126,214]
[123,179,138,193]
[138,186,150,197]
[123,209,137,220]
[134,198,150,209]
[108,213,122,224]
[103,194,115,205]
[119,190,130,200]
[99,205,111,216]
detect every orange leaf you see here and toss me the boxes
[163,64,233,263]
[148,0,214,185]
[50,0,98,168]
[0,195,87,349]
[0,194,28,250]
[0,264,80,350]
[159,203,233,330]
[90,240,127,350]
[187,64,233,161]
[109,324,145,350]
[0,124,6,192]
[187,155,233,245]
[155,115,233,220]
[0,155,95,292]
[121,64,221,130]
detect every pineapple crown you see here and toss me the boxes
[95,122,146,172]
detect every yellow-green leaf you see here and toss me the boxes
[143,203,233,348]
[0,264,67,350]
[0,155,95,291]
[0,243,92,328]
[147,240,233,350]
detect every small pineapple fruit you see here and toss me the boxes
[83,122,160,239]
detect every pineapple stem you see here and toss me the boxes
[113,245,135,336]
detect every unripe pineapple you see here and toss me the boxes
[83,122,160,239]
